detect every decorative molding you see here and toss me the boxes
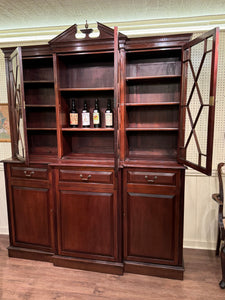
[0,14,224,46]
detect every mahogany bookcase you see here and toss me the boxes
[1,22,219,279]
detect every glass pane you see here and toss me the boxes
[207,37,213,52]
[190,39,205,76]
[197,51,212,105]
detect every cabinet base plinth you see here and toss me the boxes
[8,246,53,262]
[53,255,124,275]
[124,261,184,280]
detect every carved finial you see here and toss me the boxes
[80,20,93,37]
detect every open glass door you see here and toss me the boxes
[178,28,219,175]
[8,47,28,162]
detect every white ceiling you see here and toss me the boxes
[0,0,225,31]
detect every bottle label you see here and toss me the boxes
[82,112,90,126]
[93,112,100,125]
[70,113,78,126]
[105,113,113,127]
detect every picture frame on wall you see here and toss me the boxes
[0,103,10,142]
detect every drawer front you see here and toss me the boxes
[59,169,113,184]
[10,166,48,180]
[127,170,176,186]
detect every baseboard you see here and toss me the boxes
[183,239,217,250]
[8,246,54,262]
[124,261,184,280]
[53,255,124,275]
[0,227,9,235]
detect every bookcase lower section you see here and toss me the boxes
[4,161,185,280]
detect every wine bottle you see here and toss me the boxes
[69,99,78,128]
[105,99,113,128]
[93,99,101,128]
[82,101,90,128]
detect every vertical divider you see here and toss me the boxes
[114,26,122,262]
[114,26,119,174]
[53,53,62,158]
[119,48,126,162]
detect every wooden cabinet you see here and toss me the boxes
[4,163,55,261]
[1,22,219,279]
[123,168,184,279]
[53,167,122,274]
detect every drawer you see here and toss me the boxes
[59,169,113,184]
[127,170,176,185]
[10,166,48,180]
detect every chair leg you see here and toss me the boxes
[219,245,225,289]
[216,227,221,256]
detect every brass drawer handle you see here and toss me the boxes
[24,171,34,177]
[145,175,158,183]
[80,174,92,181]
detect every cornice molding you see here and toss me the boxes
[0,14,224,47]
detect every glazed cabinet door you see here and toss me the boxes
[55,167,120,263]
[7,47,28,162]
[178,28,219,175]
[123,168,185,279]
[5,163,55,257]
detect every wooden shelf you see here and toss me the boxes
[27,128,57,131]
[126,75,181,82]
[59,87,114,92]
[62,128,114,132]
[62,152,114,160]
[126,102,180,106]
[126,127,179,131]
[24,80,54,84]
[26,104,56,108]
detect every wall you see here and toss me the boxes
[0,49,10,234]
[0,30,224,250]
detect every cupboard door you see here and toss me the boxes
[124,191,179,265]
[57,190,118,261]
[11,185,53,251]
[178,28,219,175]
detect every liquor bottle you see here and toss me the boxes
[69,99,78,128]
[105,99,113,128]
[82,101,90,128]
[93,99,101,128]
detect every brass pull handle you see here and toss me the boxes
[24,171,34,177]
[145,175,157,183]
[80,174,92,181]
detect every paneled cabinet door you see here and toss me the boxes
[123,168,183,266]
[57,189,118,262]
[9,183,54,252]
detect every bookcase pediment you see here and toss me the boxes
[49,22,126,51]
